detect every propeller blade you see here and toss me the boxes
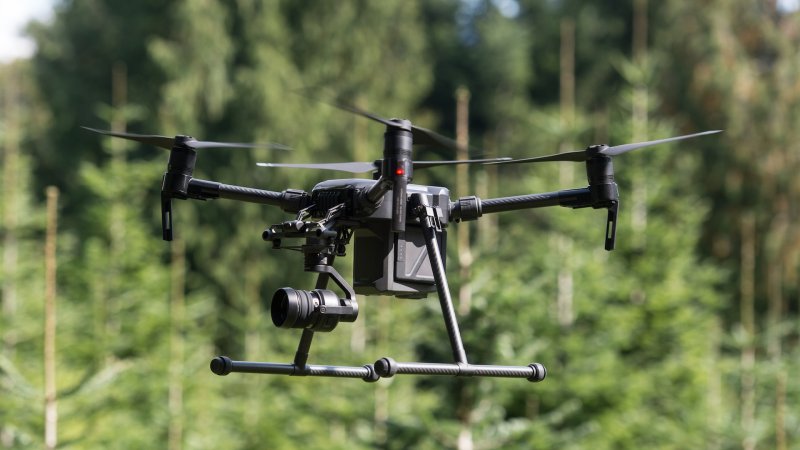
[408,124,461,152]
[257,157,514,174]
[486,149,588,165]
[257,161,378,173]
[320,99,466,153]
[190,140,291,150]
[489,130,722,166]
[600,130,722,156]
[83,126,290,151]
[414,157,513,168]
[82,126,175,150]
[323,100,396,128]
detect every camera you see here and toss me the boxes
[270,287,358,332]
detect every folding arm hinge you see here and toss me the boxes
[410,195,443,231]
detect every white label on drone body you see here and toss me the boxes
[396,233,405,262]
[394,198,405,219]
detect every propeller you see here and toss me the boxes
[83,126,289,242]
[301,95,500,233]
[484,129,721,251]
[256,157,511,174]
[321,100,471,155]
[257,161,377,173]
[490,130,722,165]
[81,127,291,151]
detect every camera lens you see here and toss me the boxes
[270,288,294,327]
[270,288,358,332]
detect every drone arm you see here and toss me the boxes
[356,175,395,219]
[482,188,592,214]
[451,184,620,250]
[187,178,309,212]
[362,176,393,206]
[450,187,592,221]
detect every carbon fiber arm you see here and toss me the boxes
[450,187,592,222]
[188,178,309,213]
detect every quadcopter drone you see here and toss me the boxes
[84,102,719,383]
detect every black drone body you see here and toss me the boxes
[291,178,449,299]
[84,103,720,383]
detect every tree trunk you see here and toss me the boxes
[631,0,649,249]
[739,214,756,450]
[454,87,475,450]
[2,66,21,447]
[44,187,59,450]
[456,87,472,316]
[557,19,576,328]
[168,237,186,450]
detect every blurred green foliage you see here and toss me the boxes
[1,0,799,449]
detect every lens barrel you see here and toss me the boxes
[271,288,358,332]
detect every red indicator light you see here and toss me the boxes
[395,168,405,176]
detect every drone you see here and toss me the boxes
[84,102,720,384]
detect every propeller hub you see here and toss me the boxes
[586,144,607,157]
[173,135,195,148]
[387,118,412,132]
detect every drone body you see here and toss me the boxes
[84,102,720,383]
[306,179,451,299]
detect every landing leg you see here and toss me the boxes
[210,198,546,382]
[414,194,468,364]
[372,194,547,382]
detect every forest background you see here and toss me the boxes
[1,0,799,449]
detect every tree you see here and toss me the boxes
[0,59,50,449]
[656,1,800,447]
[18,0,797,448]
